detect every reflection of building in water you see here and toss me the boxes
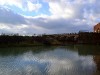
[77,45,100,55]
[76,45,100,75]
[94,23,100,33]
[93,55,100,75]
[93,55,100,71]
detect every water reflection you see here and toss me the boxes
[0,45,99,75]
[77,45,100,75]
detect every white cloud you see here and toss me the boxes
[47,0,74,19]
[0,0,42,12]
[0,24,11,30]
[45,0,98,21]
[0,0,23,8]
[16,25,29,29]
[27,1,42,12]
[0,23,29,34]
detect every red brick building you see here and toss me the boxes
[94,23,100,33]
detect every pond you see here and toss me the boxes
[0,45,100,75]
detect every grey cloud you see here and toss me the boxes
[0,7,27,25]
[27,17,92,34]
[0,0,99,35]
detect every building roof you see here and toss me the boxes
[94,23,100,28]
[95,23,100,26]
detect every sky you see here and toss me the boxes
[0,0,100,35]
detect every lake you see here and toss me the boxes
[0,45,100,75]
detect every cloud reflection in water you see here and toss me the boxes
[0,48,96,75]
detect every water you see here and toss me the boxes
[0,45,100,75]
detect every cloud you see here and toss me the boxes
[27,1,42,12]
[0,0,42,12]
[48,2,74,19]
[0,7,49,34]
[0,0,100,34]
[0,0,23,8]
[0,7,27,25]
[0,6,94,34]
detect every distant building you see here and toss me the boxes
[94,23,100,33]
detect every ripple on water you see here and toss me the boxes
[0,48,97,75]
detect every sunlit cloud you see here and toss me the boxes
[48,2,74,19]
[0,0,42,12]
[27,1,42,12]
[0,0,23,9]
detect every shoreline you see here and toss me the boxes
[0,32,100,47]
[0,43,100,48]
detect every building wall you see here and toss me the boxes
[94,23,100,33]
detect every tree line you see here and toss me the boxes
[0,33,78,47]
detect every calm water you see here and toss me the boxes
[0,45,100,75]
